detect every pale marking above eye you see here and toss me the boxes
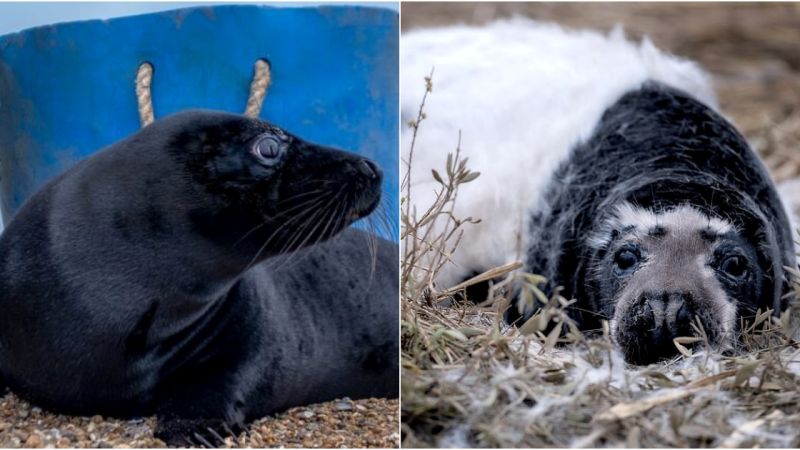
[588,201,737,249]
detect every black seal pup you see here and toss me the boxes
[402,18,796,365]
[0,110,398,445]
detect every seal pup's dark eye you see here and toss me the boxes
[253,136,284,164]
[720,255,747,279]
[614,248,640,274]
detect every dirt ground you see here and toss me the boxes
[0,392,399,448]
[402,2,800,181]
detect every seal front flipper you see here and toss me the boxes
[155,376,247,447]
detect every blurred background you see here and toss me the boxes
[402,2,800,181]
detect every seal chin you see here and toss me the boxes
[340,157,383,224]
[349,192,382,222]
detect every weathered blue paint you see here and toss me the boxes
[0,5,398,238]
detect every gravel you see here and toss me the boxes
[0,391,399,448]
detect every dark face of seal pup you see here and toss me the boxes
[507,82,795,366]
[0,110,397,446]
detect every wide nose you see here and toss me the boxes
[622,292,695,365]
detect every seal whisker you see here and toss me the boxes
[268,192,340,265]
[278,191,343,258]
[325,193,353,246]
[234,196,327,248]
[263,196,342,272]
[193,432,215,449]
[270,196,329,220]
[244,197,331,270]
[272,189,331,206]
[206,427,226,444]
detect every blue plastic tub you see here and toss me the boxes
[0,5,398,238]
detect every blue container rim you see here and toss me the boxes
[0,3,399,43]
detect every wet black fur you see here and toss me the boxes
[0,110,398,445]
[505,81,794,335]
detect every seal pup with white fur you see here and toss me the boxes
[402,18,796,365]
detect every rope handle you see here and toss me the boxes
[135,59,272,128]
[135,63,155,127]
[244,59,272,119]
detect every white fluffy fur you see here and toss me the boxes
[403,18,719,288]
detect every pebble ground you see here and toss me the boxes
[0,391,399,448]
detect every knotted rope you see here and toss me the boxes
[244,59,272,119]
[135,59,271,128]
[135,62,155,128]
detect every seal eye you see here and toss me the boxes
[720,255,747,279]
[614,249,639,274]
[253,136,284,164]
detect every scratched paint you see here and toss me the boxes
[0,5,399,239]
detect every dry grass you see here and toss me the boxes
[400,66,800,450]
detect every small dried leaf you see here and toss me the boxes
[669,408,683,434]
[673,336,704,344]
[761,381,783,391]
[431,169,443,184]
[522,273,547,285]
[648,372,677,388]
[446,153,453,177]
[529,284,550,305]
[457,327,485,338]
[542,369,566,383]
[430,327,446,342]
[673,340,693,357]
[443,329,468,342]
[566,411,591,423]
[519,313,545,336]
[753,309,771,328]
[544,321,563,351]
[518,289,533,315]
[734,361,759,386]
[459,171,480,183]
[780,309,792,338]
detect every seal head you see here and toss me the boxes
[587,203,762,364]
[161,111,383,257]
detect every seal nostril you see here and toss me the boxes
[358,159,381,179]
[676,300,691,326]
